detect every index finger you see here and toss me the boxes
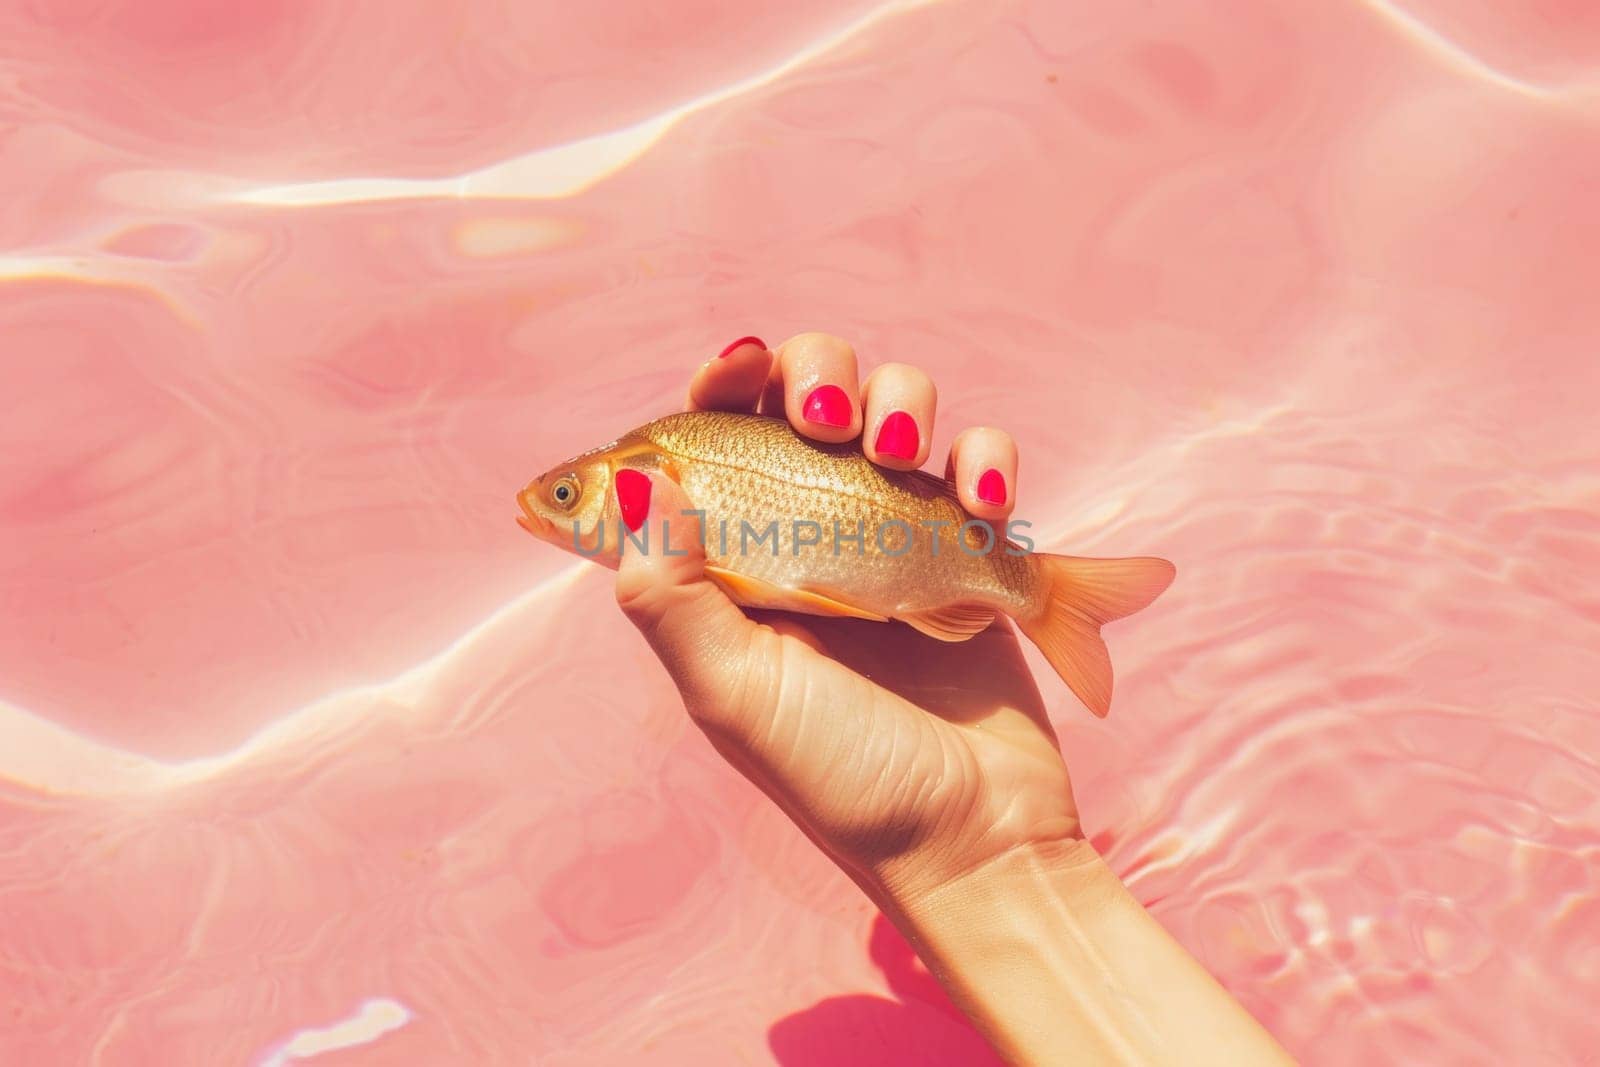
[686,336,772,412]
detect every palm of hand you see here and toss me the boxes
[726,609,1082,893]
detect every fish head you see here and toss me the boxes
[517,433,676,565]
[516,448,619,562]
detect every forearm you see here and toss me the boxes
[880,838,1295,1066]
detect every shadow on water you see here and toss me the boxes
[767,913,1003,1066]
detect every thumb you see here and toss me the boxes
[613,469,760,716]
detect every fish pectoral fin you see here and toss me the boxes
[897,602,998,642]
[703,566,889,622]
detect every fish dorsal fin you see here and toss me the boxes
[704,566,889,622]
[897,601,997,642]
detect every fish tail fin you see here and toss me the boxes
[1016,554,1176,718]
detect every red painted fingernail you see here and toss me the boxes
[801,384,852,428]
[977,468,1007,506]
[874,410,920,460]
[615,468,651,532]
[718,335,765,359]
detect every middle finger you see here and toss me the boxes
[764,332,863,444]
[861,362,936,470]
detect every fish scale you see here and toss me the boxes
[636,412,1036,617]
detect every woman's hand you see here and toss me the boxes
[612,332,1081,904]
[612,332,1294,1065]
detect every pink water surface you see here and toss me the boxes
[3,0,1599,1063]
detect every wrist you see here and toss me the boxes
[873,821,1095,918]
[879,836,1145,1063]
[879,833,1113,983]
[873,835,1294,1066]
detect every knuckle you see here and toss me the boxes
[887,361,932,385]
[966,425,1013,453]
[787,330,846,351]
[613,567,668,622]
[783,334,857,378]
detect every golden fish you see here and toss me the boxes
[516,411,1174,717]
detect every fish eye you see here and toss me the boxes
[551,476,580,509]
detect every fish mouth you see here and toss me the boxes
[514,494,554,540]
